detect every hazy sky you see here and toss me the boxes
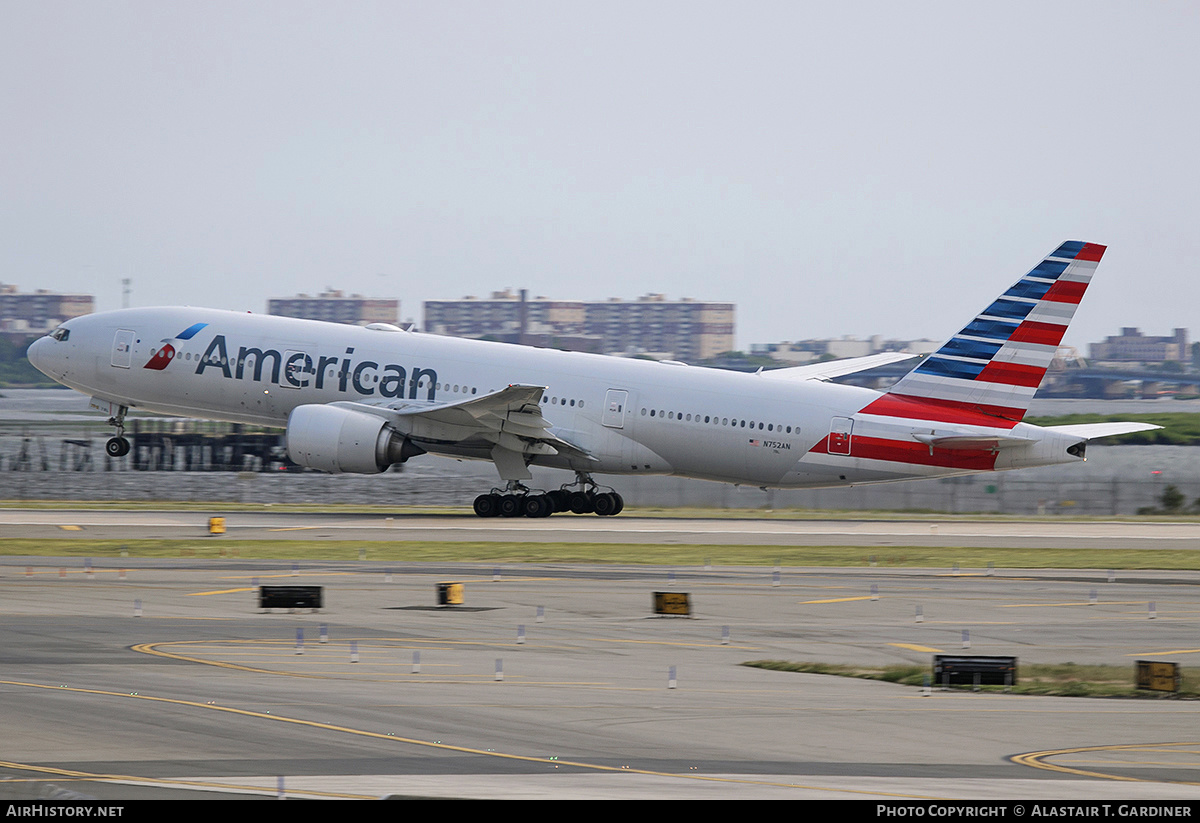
[2,2,1197,351]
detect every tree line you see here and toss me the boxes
[0,336,53,386]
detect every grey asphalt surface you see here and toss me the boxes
[6,508,1200,549]
[3,516,1200,800]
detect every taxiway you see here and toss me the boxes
[2,513,1200,800]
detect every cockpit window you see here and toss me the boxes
[50,328,70,342]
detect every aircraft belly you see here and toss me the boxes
[783,456,922,487]
[780,448,982,489]
[663,439,743,480]
[598,429,672,475]
[631,421,808,486]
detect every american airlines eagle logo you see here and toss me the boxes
[143,323,208,370]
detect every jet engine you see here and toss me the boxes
[286,404,424,473]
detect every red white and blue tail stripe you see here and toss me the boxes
[870,241,1105,424]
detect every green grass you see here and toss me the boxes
[6,499,1200,522]
[742,660,1200,698]
[6,538,1200,568]
[743,660,929,684]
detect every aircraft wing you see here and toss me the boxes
[760,352,918,382]
[1044,422,1163,440]
[333,385,596,461]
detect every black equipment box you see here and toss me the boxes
[933,655,1017,686]
[259,586,323,610]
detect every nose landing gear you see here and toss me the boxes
[105,405,131,458]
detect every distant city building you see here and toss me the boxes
[751,337,939,364]
[0,283,94,339]
[267,290,400,326]
[586,294,735,361]
[1089,327,1189,364]
[425,289,589,348]
[424,289,735,361]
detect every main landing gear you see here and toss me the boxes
[472,475,624,518]
[104,405,131,458]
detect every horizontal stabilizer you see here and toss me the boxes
[912,433,1035,450]
[1044,422,1163,440]
[762,352,918,382]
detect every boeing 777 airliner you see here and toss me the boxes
[26,241,1158,517]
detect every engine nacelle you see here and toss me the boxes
[286,404,424,473]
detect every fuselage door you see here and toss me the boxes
[602,389,629,429]
[828,416,854,456]
[111,329,135,369]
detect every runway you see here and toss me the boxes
[3,532,1200,799]
[5,508,1200,549]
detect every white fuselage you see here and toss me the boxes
[26,307,1086,489]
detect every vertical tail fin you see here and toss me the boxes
[881,241,1105,423]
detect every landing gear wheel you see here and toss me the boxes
[558,472,624,517]
[473,493,500,517]
[569,491,595,515]
[499,495,523,518]
[522,494,553,518]
[104,405,130,458]
[594,492,621,516]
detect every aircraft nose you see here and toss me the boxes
[26,336,49,375]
